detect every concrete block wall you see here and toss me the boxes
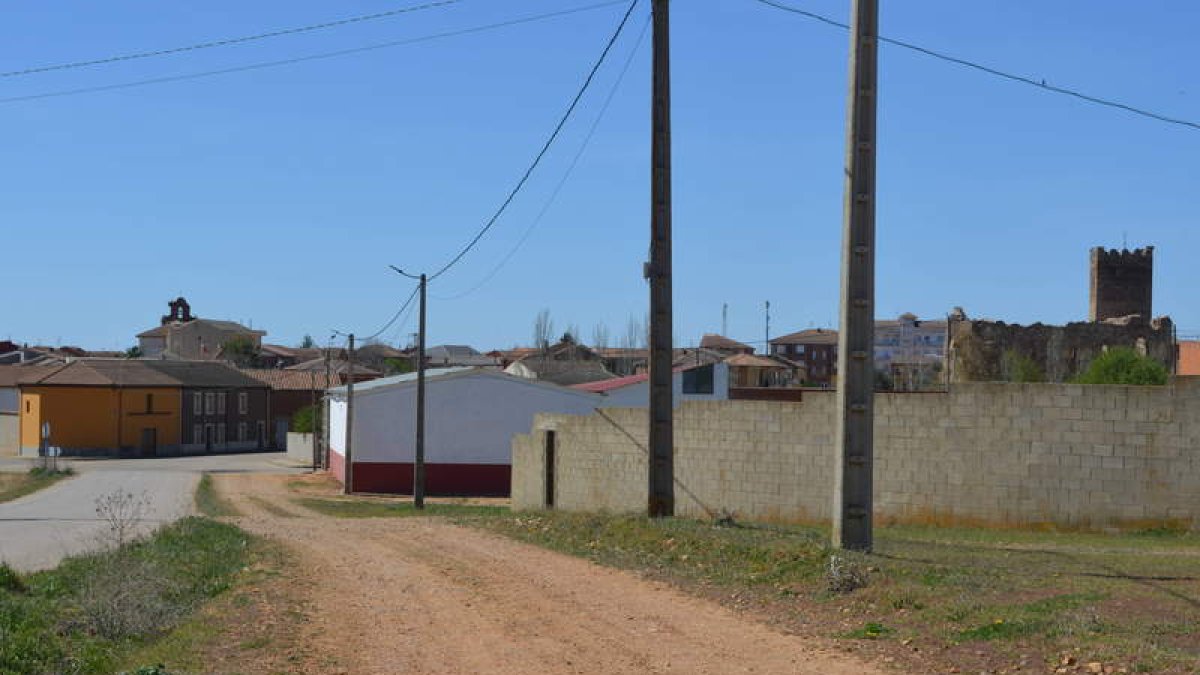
[512,380,1200,529]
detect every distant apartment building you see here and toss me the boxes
[769,315,947,390]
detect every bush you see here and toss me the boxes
[77,557,184,640]
[291,405,315,433]
[0,562,24,593]
[1001,349,1044,383]
[1074,347,1168,385]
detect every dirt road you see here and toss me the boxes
[219,475,888,675]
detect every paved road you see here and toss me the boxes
[0,452,303,572]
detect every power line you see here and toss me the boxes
[0,1,628,106]
[426,0,641,282]
[0,0,462,80]
[335,281,420,343]
[751,0,1200,132]
[433,13,651,301]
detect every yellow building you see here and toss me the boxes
[18,360,267,457]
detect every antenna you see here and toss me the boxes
[722,303,728,336]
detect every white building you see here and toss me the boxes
[326,368,600,495]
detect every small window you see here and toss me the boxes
[193,392,202,415]
[193,424,203,444]
[204,393,214,415]
[238,422,247,442]
[238,392,249,415]
[25,400,30,414]
[145,393,153,413]
[217,392,227,414]
[682,365,715,395]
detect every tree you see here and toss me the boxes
[533,309,554,350]
[221,337,260,368]
[564,323,581,345]
[292,405,316,433]
[1001,349,1044,383]
[299,334,316,349]
[1074,347,1168,385]
[123,346,143,359]
[621,314,647,350]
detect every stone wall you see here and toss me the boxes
[512,380,1200,530]
[949,317,1174,383]
[1090,246,1153,322]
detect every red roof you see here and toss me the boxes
[570,363,703,393]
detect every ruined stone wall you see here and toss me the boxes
[1090,247,1153,322]
[949,317,1174,383]
[512,381,1200,530]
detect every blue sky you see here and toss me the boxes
[1,0,1197,352]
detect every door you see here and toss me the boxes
[140,428,157,457]
[274,418,288,450]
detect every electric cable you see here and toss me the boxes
[751,0,1200,132]
[433,12,651,301]
[425,0,640,282]
[0,1,463,79]
[0,1,628,105]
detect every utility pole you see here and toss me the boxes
[309,369,318,470]
[414,274,427,509]
[722,303,728,337]
[392,267,427,510]
[323,347,332,470]
[344,333,356,495]
[832,0,879,552]
[764,300,771,353]
[645,0,674,518]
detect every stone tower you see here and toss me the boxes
[1089,246,1153,321]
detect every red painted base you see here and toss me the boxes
[347,462,510,497]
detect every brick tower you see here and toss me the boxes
[1089,246,1153,321]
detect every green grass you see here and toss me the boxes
[450,510,1200,673]
[193,473,238,517]
[0,467,73,504]
[0,517,252,674]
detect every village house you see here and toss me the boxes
[16,360,269,457]
[503,337,614,386]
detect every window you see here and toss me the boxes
[193,392,202,415]
[238,392,248,415]
[205,424,215,446]
[795,345,805,355]
[216,423,226,445]
[238,422,247,442]
[682,364,715,395]
[193,424,203,444]
[204,393,214,415]
[25,401,30,413]
[145,393,153,413]
[217,392,226,414]
[256,421,266,446]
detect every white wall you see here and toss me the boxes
[328,398,348,458]
[598,363,729,408]
[0,388,18,413]
[330,373,598,465]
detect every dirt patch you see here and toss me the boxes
[214,473,887,674]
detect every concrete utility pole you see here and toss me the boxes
[344,333,356,496]
[323,348,332,470]
[764,300,771,352]
[832,0,879,552]
[310,370,319,469]
[646,0,674,518]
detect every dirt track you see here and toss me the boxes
[219,475,888,675]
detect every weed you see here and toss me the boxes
[0,562,25,593]
[94,489,151,548]
[844,622,893,639]
[959,618,1045,641]
[194,474,238,518]
[825,553,870,594]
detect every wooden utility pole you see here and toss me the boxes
[344,333,356,495]
[646,0,674,518]
[414,274,427,509]
[832,0,879,552]
[391,266,428,509]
